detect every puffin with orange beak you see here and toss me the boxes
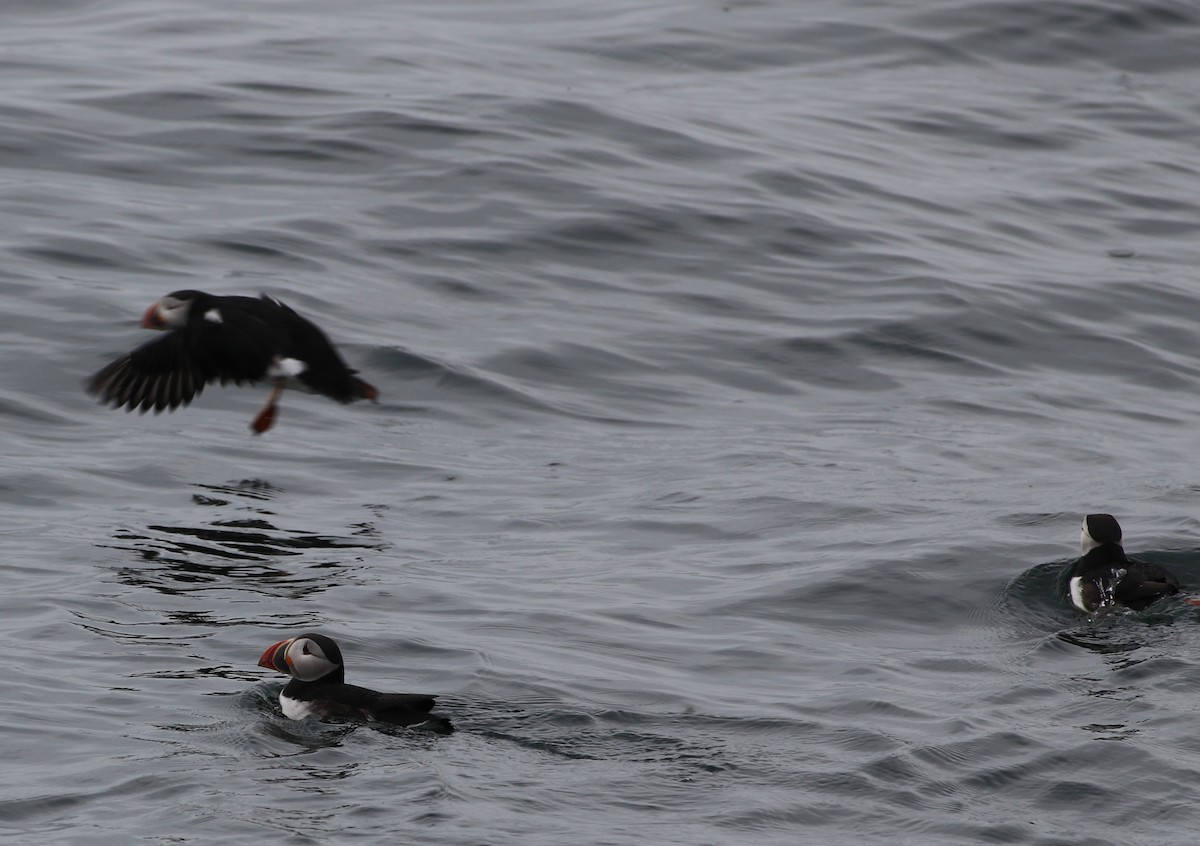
[257,632,452,732]
[88,290,378,433]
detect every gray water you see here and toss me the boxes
[3,0,1200,843]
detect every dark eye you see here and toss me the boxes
[302,644,311,655]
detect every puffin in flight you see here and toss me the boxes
[257,632,453,733]
[1069,513,1182,613]
[88,290,378,433]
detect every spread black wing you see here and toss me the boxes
[87,302,286,413]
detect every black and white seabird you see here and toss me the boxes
[1068,513,1181,613]
[257,632,453,732]
[88,290,378,433]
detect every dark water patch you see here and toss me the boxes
[408,273,513,303]
[510,98,745,163]
[1097,189,1200,214]
[888,109,1078,152]
[907,0,1200,72]
[0,773,190,825]
[364,345,456,392]
[850,293,1200,389]
[0,396,72,427]
[482,342,692,414]
[1072,99,1199,143]
[743,336,900,391]
[125,14,255,39]
[233,133,378,165]
[203,232,329,270]
[729,549,991,635]
[15,236,156,271]
[227,81,342,99]
[853,319,1012,376]
[79,87,235,122]
[367,346,620,424]
[749,167,961,221]
[366,343,679,426]
[364,232,521,263]
[1001,560,1079,634]
[534,216,654,253]
[570,17,968,75]
[1116,216,1200,238]
[316,108,492,140]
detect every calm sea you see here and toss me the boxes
[3,1,1200,843]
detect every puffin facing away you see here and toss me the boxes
[88,290,378,433]
[1069,513,1181,613]
[257,632,453,733]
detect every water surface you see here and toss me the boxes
[3,1,1200,843]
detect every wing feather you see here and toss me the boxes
[88,311,281,413]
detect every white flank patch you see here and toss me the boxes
[280,693,316,720]
[203,308,223,324]
[1069,576,1088,612]
[268,356,307,378]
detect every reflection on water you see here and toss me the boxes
[194,478,281,504]
[104,478,386,600]
[1056,625,1147,658]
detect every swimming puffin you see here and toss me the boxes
[257,632,453,732]
[1068,513,1181,613]
[87,291,378,433]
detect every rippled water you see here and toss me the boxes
[4,0,1200,843]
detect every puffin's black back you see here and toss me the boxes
[179,294,288,385]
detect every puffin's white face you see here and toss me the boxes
[1080,518,1098,555]
[143,294,193,330]
[284,636,340,682]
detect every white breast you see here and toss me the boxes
[280,692,316,720]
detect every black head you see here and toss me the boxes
[1081,513,1122,555]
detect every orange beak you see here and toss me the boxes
[257,638,294,674]
[141,302,165,330]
